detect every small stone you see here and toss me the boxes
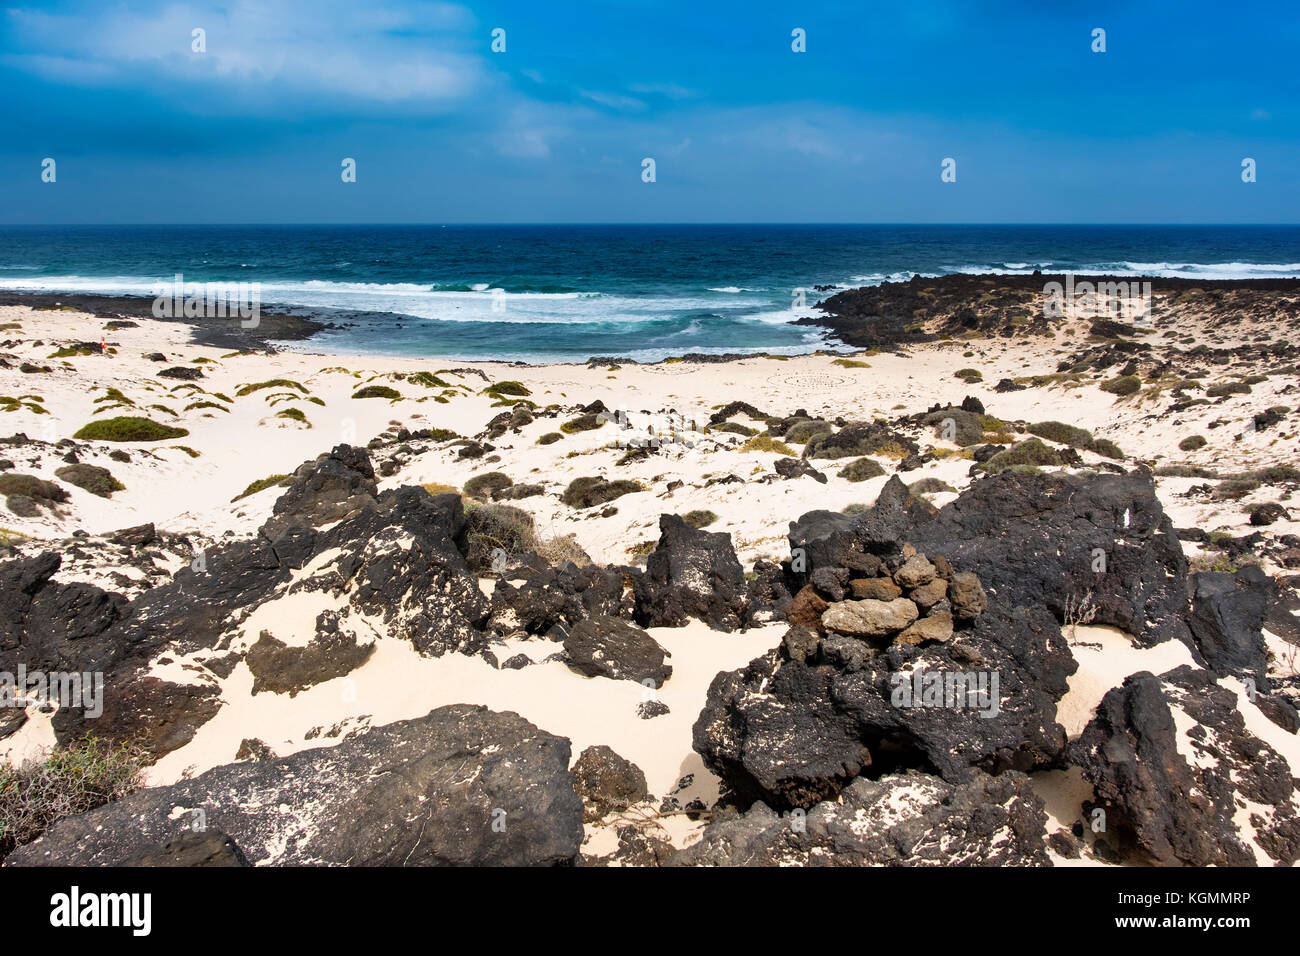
[782,626,820,661]
[910,577,948,609]
[895,611,954,645]
[786,584,829,628]
[822,598,919,637]
[849,577,902,601]
[894,554,936,589]
[949,571,988,619]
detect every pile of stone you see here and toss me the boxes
[788,543,987,646]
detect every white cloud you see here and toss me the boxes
[5,1,484,103]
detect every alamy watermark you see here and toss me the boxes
[151,273,261,328]
[890,668,1000,718]
[1042,273,1152,326]
[1,664,103,719]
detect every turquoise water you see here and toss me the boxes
[1,224,1298,361]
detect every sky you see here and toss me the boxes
[0,0,1297,224]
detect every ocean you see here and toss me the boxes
[1,224,1298,362]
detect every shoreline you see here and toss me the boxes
[6,271,1300,364]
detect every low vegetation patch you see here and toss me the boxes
[561,476,643,508]
[232,473,290,502]
[351,385,401,401]
[682,509,718,529]
[73,417,189,442]
[0,737,145,861]
[740,434,796,456]
[560,413,606,434]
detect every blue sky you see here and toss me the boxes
[0,0,1296,223]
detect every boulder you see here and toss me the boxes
[564,615,672,687]
[8,706,584,867]
[1070,666,1300,866]
[571,745,650,821]
[634,514,748,631]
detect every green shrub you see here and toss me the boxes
[561,476,642,508]
[1100,375,1141,396]
[464,471,513,500]
[740,434,796,456]
[537,432,564,445]
[54,464,124,498]
[73,417,189,442]
[560,413,606,434]
[0,737,144,861]
[710,421,757,437]
[464,502,536,571]
[954,368,983,383]
[839,457,887,481]
[1179,435,1207,452]
[682,509,718,529]
[484,381,531,397]
[1026,421,1093,449]
[275,408,309,425]
[236,379,307,397]
[1207,382,1251,398]
[980,438,1066,474]
[232,473,290,502]
[352,385,401,400]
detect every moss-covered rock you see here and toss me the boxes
[54,464,124,498]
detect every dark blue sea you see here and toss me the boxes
[1,224,1298,362]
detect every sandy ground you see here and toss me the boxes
[2,302,1298,859]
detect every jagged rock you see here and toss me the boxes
[774,457,827,483]
[745,558,796,621]
[910,577,948,609]
[564,615,672,687]
[1187,566,1271,685]
[571,745,650,821]
[8,705,584,867]
[636,700,670,719]
[695,606,1074,807]
[260,444,378,541]
[809,566,847,601]
[634,514,747,631]
[1071,666,1300,866]
[235,738,275,761]
[894,554,936,589]
[667,771,1048,866]
[488,562,629,636]
[785,584,828,628]
[107,523,156,547]
[906,470,1193,649]
[157,366,203,380]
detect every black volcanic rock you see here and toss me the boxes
[905,469,1195,650]
[1070,666,1299,866]
[668,770,1049,867]
[488,561,632,636]
[260,443,378,541]
[1186,565,1271,685]
[634,514,748,631]
[563,615,672,687]
[8,705,584,867]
